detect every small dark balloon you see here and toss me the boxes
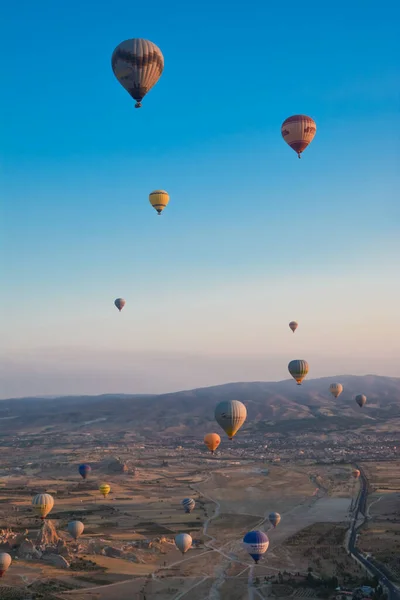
[78,463,91,479]
[114,298,126,311]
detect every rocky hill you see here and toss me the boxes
[0,375,399,436]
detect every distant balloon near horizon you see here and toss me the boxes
[181,498,195,513]
[355,394,367,408]
[281,115,316,158]
[78,463,91,480]
[175,533,192,554]
[329,383,343,399]
[289,321,298,333]
[268,512,281,528]
[114,298,126,312]
[288,359,309,385]
[215,400,247,440]
[111,38,164,108]
[32,493,54,520]
[0,553,11,578]
[68,520,84,540]
[243,530,269,563]
[204,433,221,454]
[149,190,170,215]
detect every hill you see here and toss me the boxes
[0,375,399,437]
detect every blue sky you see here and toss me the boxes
[1,0,399,397]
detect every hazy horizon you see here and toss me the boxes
[1,343,399,399]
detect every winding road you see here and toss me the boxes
[348,466,400,600]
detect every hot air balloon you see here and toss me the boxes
[281,115,316,158]
[289,321,298,333]
[111,38,164,108]
[204,433,221,454]
[352,469,361,479]
[175,533,192,554]
[68,520,85,540]
[99,483,111,498]
[243,530,269,563]
[0,553,11,578]
[355,394,367,408]
[288,360,309,385]
[182,498,195,514]
[215,400,247,440]
[114,298,126,312]
[329,383,343,399]
[78,464,91,480]
[268,512,281,528]
[32,493,54,520]
[149,190,170,215]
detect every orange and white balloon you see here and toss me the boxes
[281,115,316,158]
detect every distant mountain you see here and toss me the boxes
[0,375,399,436]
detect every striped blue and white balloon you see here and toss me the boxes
[243,530,269,563]
[182,498,195,513]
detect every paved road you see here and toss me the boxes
[348,465,400,600]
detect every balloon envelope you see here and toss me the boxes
[149,190,170,214]
[0,552,11,577]
[243,530,269,563]
[215,400,247,439]
[111,38,164,108]
[68,520,85,540]
[175,533,192,554]
[78,464,91,479]
[268,512,281,528]
[99,483,111,498]
[288,360,309,385]
[289,321,298,333]
[182,498,195,513]
[329,383,343,399]
[281,114,316,158]
[204,433,221,454]
[355,394,367,408]
[114,298,126,311]
[32,493,54,519]
[352,469,361,479]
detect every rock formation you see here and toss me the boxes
[36,520,61,547]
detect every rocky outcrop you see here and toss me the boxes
[41,553,70,569]
[0,529,29,549]
[36,520,61,547]
[55,539,71,558]
[16,539,42,560]
[106,457,129,473]
[102,545,123,558]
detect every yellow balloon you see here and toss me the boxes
[99,483,111,498]
[149,190,170,215]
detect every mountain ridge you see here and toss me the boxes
[0,375,399,435]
